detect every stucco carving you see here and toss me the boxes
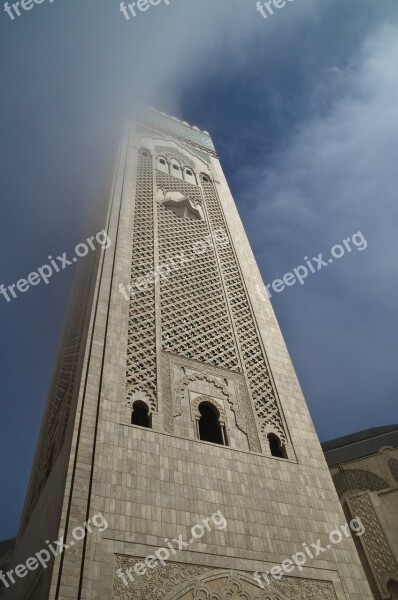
[157,170,241,373]
[113,555,209,600]
[175,372,246,434]
[175,373,227,416]
[348,493,398,593]
[191,395,226,423]
[112,561,338,600]
[200,177,288,446]
[162,353,261,450]
[126,150,157,412]
[124,390,155,415]
[332,469,389,498]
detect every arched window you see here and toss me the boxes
[268,433,287,459]
[198,402,226,446]
[157,156,169,174]
[131,401,151,429]
[201,174,210,183]
[387,579,398,600]
[141,150,150,158]
[184,168,197,185]
[170,159,183,179]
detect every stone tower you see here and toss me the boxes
[7,111,373,600]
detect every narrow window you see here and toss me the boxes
[268,433,287,459]
[157,157,169,173]
[198,402,226,446]
[131,401,151,428]
[184,168,197,185]
[170,159,183,179]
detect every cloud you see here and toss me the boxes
[239,23,398,437]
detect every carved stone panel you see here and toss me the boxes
[112,560,338,600]
[126,150,157,412]
[161,352,261,452]
[200,177,288,446]
[157,170,241,374]
[347,492,398,594]
[113,555,209,600]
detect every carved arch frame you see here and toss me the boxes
[175,372,246,434]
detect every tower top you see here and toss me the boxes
[137,106,216,153]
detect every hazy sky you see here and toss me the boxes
[0,0,397,539]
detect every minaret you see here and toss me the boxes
[6,111,373,600]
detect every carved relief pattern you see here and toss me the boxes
[113,560,338,600]
[126,150,157,411]
[162,353,262,449]
[157,170,240,373]
[272,577,338,600]
[332,469,389,499]
[388,458,398,482]
[239,383,262,453]
[113,555,209,600]
[201,178,286,443]
[176,372,246,433]
[175,374,228,416]
[192,572,272,600]
[348,493,398,589]
[162,353,174,433]
[191,395,226,422]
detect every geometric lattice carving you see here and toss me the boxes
[161,191,203,221]
[112,560,338,600]
[201,176,287,443]
[348,493,398,592]
[388,458,398,482]
[157,170,241,372]
[126,150,157,412]
[332,469,390,498]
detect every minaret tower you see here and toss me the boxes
[7,111,372,600]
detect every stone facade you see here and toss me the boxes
[6,111,373,599]
[323,425,398,600]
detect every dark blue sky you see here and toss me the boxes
[0,0,397,539]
